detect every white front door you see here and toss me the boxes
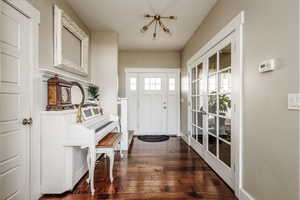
[139,73,167,134]
[0,1,31,199]
[189,33,238,188]
[126,69,180,135]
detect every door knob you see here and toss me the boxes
[22,118,33,126]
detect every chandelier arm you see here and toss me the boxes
[153,20,158,38]
[146,18,156,27]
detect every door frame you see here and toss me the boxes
[125,68,180,136]
[187,12,244,198]
[3,0,40,199]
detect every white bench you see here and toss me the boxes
[86,132,123,194]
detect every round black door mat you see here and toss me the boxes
[138,135,170,142]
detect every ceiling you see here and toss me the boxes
[66,0,217,51]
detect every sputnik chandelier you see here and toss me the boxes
[140,14,177,39]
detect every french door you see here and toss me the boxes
[189,33,237,188]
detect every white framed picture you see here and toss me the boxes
[54,5,89,77]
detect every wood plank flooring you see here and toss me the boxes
[40,137,237,200]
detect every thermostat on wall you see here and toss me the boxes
[259,59,277,73]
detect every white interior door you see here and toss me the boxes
[0,1,31,199]
[189,33,237,188]
[139,73,167,134]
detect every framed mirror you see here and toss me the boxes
[70,82,85,105]
[54,5,89,77]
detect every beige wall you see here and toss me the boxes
[118,50,181,97]
[181,0,299,199]
[26,0,91,80]
[91,32,119,115]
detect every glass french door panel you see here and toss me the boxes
[208,115,217,135]
[192,96,197,110]
[192,111,197,124]
[197,63,204,79]
[192,125,197,140]
[199,78,205,94]
[192,82,196,95]
[209,53,217,74]
[192,67,197,81]
[219,117,231,142]
[208,95,217,114]
[208,74,217,95]
[219,140,231,167]
[196,80,200,95]
[219,94,231,117]
[219,69,231,93]
[219,44,231,70]
[208,134,217,156]
[197,128,203,144]
[197,112,203,128]
[197,96,204,112]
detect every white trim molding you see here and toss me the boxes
[125,67,180,73]
[54,5,89,77]
[239,188,256,200]
[4,0,40,23]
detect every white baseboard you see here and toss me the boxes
[239,188,255,200]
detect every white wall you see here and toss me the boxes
[181,0,299,199]
[91,32,119,115]
[118,50,181,97]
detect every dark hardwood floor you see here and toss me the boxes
[41,137,237,200]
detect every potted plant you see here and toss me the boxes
[87,85,100,104]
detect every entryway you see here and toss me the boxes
[125,68,180,136]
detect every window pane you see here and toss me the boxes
[219,69,231,93]
[198,96,204,112]
[209,54,217,74]
[192,82,196,95]
[219,118,231,142]
[169,78,175,91]
[144,78,161,90]
[197,128,203,144]
[208,74,217,95]
[208,115,217,135]
[192,97,196,110]
[192,126,197,139]
[219,94,231,117]
[192,67,196,81]
[208,135,217,156]
[192,111,197,124]
[219,140,231,167]
[197,63,203,79]
[208,95,217,114]
[130,77,136,91]
[197,112,203,128]
[199,78,205,94]
[219,44,231,70]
